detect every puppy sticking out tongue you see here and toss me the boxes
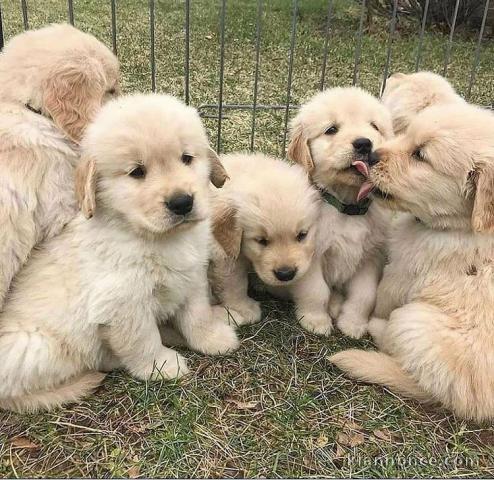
[352,160,369,177]
[357,181,374,202]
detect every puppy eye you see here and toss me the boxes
[325,125,338,135]
[412,148,425,161]
[129,165,146,178]
[107,87,116,95]
[296,230,308,242]
[256,237,269,247]
[182,153,194,165]
[371,122,380,133]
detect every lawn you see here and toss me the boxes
[1,0,494,478]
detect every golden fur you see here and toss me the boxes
[330,103,494,422]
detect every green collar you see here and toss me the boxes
[319,188,371,216]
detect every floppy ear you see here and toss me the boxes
[208,147,229,188]
[42,57,104,143]
[211,196,242,259]
[75,157,97,219]
[472,165,494,232]
[287,122,314,173]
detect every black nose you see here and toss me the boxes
[166,194,194,216]
[352,137,373,155]
[273,267,297,282]
[368,150,380,166]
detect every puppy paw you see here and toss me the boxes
[299,313,333,336]
[337,312,369,339]
[368,317,388,345]
[223,299,262,326]
[138,348,189,381]
[192,321,240,355]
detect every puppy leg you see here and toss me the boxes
[337,257,381,339]
[328,290,344,319]
[220,257,262,326]
[368,317,389,350]
[290,260,333,336]
[104,317,189,381]
[174,282,240,356]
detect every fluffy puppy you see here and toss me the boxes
[0,24,119,308]
[330,103,494,422]
[288,87,393,338]
[210,153,329,333]
[0,94,238,413]
[382,71,464,134]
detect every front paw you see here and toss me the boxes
[299,313,333,336]
[192,321,240,355]
[337,311,369,339]
[136,348,189,381]
[223,298,262,326]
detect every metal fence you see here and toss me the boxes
[0,0,492,156]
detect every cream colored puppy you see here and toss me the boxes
[331,103,494,422]
[0,94,239,413]
[382,71,464,134]
[288,87,393,338]
[210,153,328,333]
[0,24,120,309]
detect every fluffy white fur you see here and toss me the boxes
[0,24,119,309]
[210,153,329,333]
[330,103,494,422]
[0,94,239,413]
[288,87,394,338]
[382,71,464,134]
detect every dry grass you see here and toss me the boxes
[1,0,494,477]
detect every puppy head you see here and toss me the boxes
[0,24,120,143]
[288,87,393,201]
[77,94,228,236]
[213,155,320,286]
[363,104,494,232]
[382,71,464,135]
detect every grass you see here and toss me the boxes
[1,0,494,477]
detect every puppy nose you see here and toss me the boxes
[273,267,297,282]
[368,150,380,166]
[166,194,194,216]
[352,137,373,155]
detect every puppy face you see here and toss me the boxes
[0,24,120,143]
[382,71,464,135]
[288,87,393,196]
[362,104,494,232]
[212,157,320,286]
[77,94,228,236]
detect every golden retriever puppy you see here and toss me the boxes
[382,71,464,134]
[210,153,329,333]
[330,103,494,422]
[288,87,393,338]
[0,94,239,412]
[0,24,119,308]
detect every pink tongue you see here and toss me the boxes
[357,181,374,202]
[352,160,369,177]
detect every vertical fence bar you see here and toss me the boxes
[380,0,398,95]
[216,0,226,153]
[250,0,263,151]
[21,0,29,29]
[281,0,298,157]
[442,0,460,76]
[0,2,4,51]
[415,0,430,71]
[67,0,74,25]
[111,0,118,56]
[184,0,191,105]
[319,0,333,90]
[352,0,366,86]
[149,0,156,92]
[467,0,490,99]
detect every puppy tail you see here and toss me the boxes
[0,371,106,413]
[329,349,432,403]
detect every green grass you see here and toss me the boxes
[1,1,494,477]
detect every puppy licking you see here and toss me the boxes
[288,87,394,338]
[0,24,120,309]
[0,94,239,413]
[210,153,331,334]
[382,71,464,134]
[330,103,494,422]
